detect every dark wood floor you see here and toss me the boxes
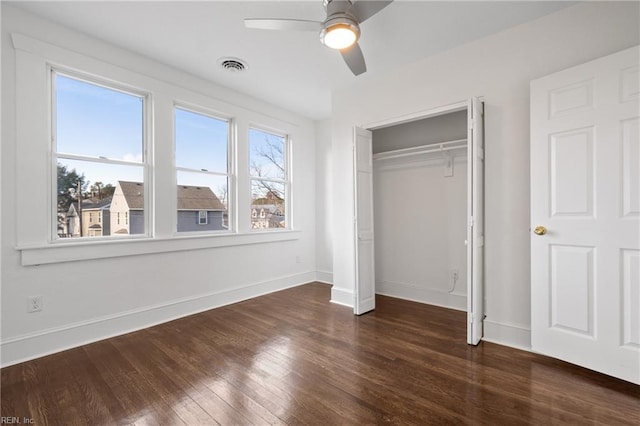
[1,283,639,425]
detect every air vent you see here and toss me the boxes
[218,57,248,73]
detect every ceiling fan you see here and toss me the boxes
[244,0,394,76]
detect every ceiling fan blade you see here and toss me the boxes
[348,0,394,23]
[340,43,367,76]
[244,18,322,31]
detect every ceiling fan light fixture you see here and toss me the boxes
[320,18,360,50]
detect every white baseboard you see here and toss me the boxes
[482,319,532,352]
[330,286,353,307]
[315,270,333,284]
[376,280,466,311]
[0,271,317,368]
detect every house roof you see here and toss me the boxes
[118,181,225,211]
[177,185,225,211]
[251,204,284,215]
[67,196,111,216]
[81,197,112,211]
[118,181,145,210]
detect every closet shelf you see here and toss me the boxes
[373,138,467,161]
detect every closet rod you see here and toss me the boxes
[373,138,467,161]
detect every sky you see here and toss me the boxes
[55,74,286,202]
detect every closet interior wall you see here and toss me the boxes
[372,110,469,311]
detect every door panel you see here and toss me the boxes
[549,128,594,217]
[549,245,594,335]
[467,97,485,345]
[622,117,639,217]
[531,45,640,384]
[354,127,375,315]
[622,249,640,348]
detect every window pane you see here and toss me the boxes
[55,74,143,161]
[177,171,229,232]
[56,159,144,238]
[249,128,285,180]
[175,108,228,172]
[251,180,285,229]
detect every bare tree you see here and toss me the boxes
[216,183,228,209]
[250,134,285,203]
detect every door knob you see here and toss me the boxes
[533,226,547,235]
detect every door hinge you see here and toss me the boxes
[469,216,475,228]
[468,313,475,324]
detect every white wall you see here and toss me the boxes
[372,110,467,153]
[330,2,640,349]
[373,152,468,310]
[315,119,333,283]
[1,6,318,366]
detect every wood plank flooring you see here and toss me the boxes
[2,282,639,425]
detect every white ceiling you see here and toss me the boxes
[11,1,574,120]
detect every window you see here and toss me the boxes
[198,210,208,225]
[249,128,288,230]
[175,107,230,233]
[53,72,146,239]
[14,34,302,265]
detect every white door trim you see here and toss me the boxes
[354,99,485,346]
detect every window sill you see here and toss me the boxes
[17,230,301,266]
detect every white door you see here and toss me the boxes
[354,127,376,315]
[531,46,640,384]
[467,98,485,345]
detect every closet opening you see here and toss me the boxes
[372,109,469,311]
[353,99,484,344]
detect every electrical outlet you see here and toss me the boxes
[295,255,301,264]
[27,295,43,313]
[451,269,459,285]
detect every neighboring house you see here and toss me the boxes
[110,181,144,235]
[110,181,227,234]
[64,203,80,238]
[177,185,227,232]
[251,204,285,229]
[64,197,112,237]
[81,197,112,237]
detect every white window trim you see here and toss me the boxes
[12,33,301,266]
[248,126,292,231]
[18,231,301,266]
[174,103,234,234]
[198,210,208,225]
[51,68,152,240]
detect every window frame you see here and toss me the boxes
[198,210,208,225]
[50,67,152,242]
[248,125,291,232]
[173,103,234,235]
[12,33,300,266]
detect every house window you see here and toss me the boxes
[53,71,146,239]
[249,128,288,230]
[198,210,208,225]
[175,106,231,233]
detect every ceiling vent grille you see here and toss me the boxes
[218,57,248,73]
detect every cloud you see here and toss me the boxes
[122,153,143,163]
